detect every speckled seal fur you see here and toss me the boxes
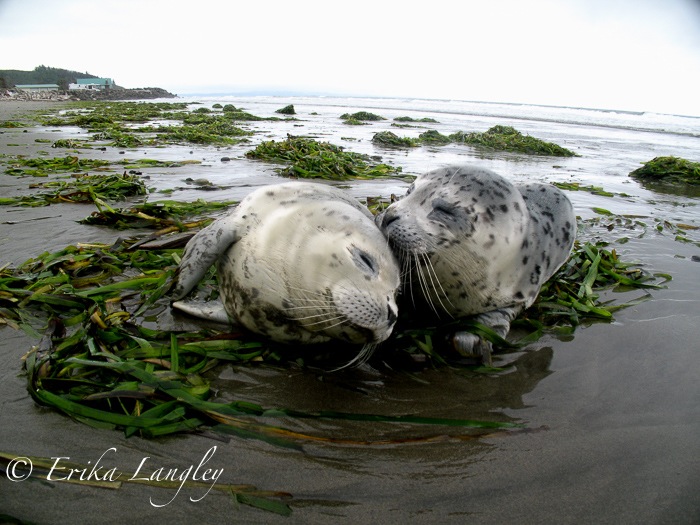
[378,165,576,362]
[172,182,400,349]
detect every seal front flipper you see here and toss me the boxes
[171,298,231,324]
[171,215,241,301]
[450,306,521,366]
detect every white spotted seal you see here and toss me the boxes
[378,165,576,363]
[172,182,401,363]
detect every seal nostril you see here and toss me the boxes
[382,213,399,228]
[387,304,397,325]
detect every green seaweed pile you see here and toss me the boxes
[34,101,263,147]
[275,104,296,115]
[340,111,386,125]
[419,129,452,145]
[245,136,403,180]
[0,155,205,207]
[372,131,420,148]
[629,156,700,185]
[5,155,111,177]
[394,116,439,123]
[0,172,147,207]
[153,118,253,146]
[523,241,664,326]
[369,125,576,156]
[452,125,578,156]
[80,199,237,230]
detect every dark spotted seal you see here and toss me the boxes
[172,182,401,365]
[378,165,576,363]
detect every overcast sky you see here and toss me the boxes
[1,0,700,116]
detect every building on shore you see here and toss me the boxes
[68,78,115,91]
[15,84,60,92]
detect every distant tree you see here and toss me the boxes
[0,77,7,89]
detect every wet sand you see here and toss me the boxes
[0,98,698,524]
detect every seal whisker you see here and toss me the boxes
[415,253,440,315]
[292,311,340,322]
[403,251,419,308]
[284,305,336,311]
[422,253,456,316]
[303,315,349,331]
[330,343,376,372]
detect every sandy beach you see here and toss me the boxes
[0,99,68,121]
[0,97,698,524]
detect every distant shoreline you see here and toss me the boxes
[0,86,176,103]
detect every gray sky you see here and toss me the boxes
[2,0,700,115]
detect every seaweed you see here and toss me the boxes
[451,126,578,156]
[51,139,93,149]
[4,155,111,177]
[80,199,237,230]
[245,136,403,180]
[154,119,252,145]
[629,156,700,186]
[523,240,664,326]
[0,121,25,128]
[394,116,439,123]
[34,101,256,147]
[0,172,147,207]
[275,104,296,115]
[553,181,618,197]
[93,127,148,148]
[372,131,420,148]
[419,129,452,145]
[340,111,386,123]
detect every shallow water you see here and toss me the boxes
[1,97,699,523]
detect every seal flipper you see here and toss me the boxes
[451,306,522,366]
[171,215,241,301]
[172,298,231,324]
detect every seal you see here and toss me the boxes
[378,165,576,363]
[172,182,401,363]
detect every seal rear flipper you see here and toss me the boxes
[171,217,241,300]
[171,298,231,324]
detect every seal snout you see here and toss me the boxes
[380,209,400,229]
[387,303,398,325]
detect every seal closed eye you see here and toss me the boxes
[172,182,401,357]
[378,164,576,364]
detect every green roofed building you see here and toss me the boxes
[15,84,60,92]
[69,78,115,90]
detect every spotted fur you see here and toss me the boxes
[378,165,576,362]
[172,182,400,352]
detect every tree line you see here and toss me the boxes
[0,65,101,90]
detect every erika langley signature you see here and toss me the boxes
[6,446,223,507]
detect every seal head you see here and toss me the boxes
[378,165,576,361]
